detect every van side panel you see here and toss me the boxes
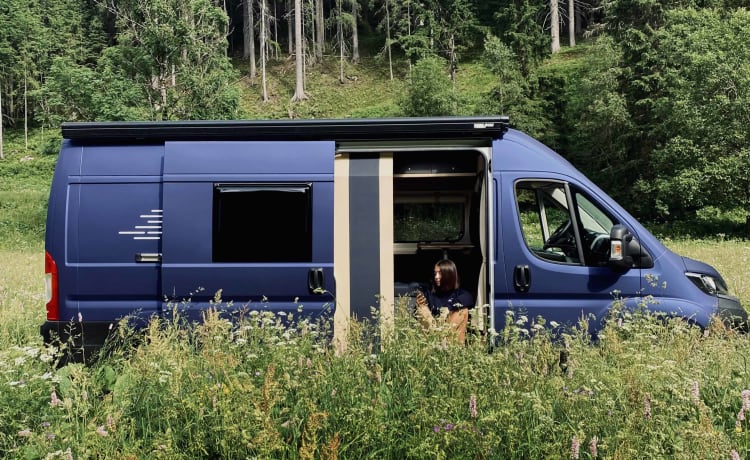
[64,145,164,323]
[161,141,335,320]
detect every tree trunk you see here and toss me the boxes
[24,67,28,150]
[0,83,4,160]
[351,1,359,63]
[568,0,575,47]
[273,0,279,59]
[243,0,251,58]
[247,0,257,79]
[316,0,324,60]
[287,0,294,55]
[339,0,344,83]
[550,0,560,53]
[261,0,268,101]
[385,0,393,80]
[291,0,307,101]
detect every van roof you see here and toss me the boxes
[61,116,510,143]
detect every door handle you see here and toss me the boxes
[514,265,530,293]
[308,268,325,294]
[135,253,162,263]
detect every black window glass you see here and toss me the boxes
[213,184,312,262]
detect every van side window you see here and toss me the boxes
[213,184,312,263]
[394,199,465,242]
[516,182,581,264]
[515,181,616,267]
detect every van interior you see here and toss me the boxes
[389,147,489,326]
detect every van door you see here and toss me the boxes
[496,174,642,333]
[67,145,164,325]
[161,141,334,322]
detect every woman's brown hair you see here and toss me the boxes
[435,259,459,293]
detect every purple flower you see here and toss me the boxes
[433,426,440,433]
[444,423,454,431]
[589,436,598,458]
[644,393,652,420]
[570,435,580,459]
[691,381,699,404]
[50,390,61,407]
[742,389,750,411]
[469,394,477,418]
[731,450,741,460]
[95,425,109,437]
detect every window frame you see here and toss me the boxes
[212,182,313,263]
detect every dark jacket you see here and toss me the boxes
[424,288,474,315]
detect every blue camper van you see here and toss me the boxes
[42,117,746,359]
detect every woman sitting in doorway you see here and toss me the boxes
[415,259,474,344]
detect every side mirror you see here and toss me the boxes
[609,224,646,271]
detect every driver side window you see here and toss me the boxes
[515,181,617,267]
[516,182,581,265]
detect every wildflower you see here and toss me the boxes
[469,394,477,418]
[46,432,55,441]
[570,435,580,459]
[433,426,440,433]
[41,421,50,428]
[18,429,32,437]
[731,450,741,460]
[644,393,652,420]
[691,381,700,404]
[50,390,61,407]
[589,436,598,458]
[742,389,750,411]
[444,423,454,431]
[107,414,115,430]
[95,425,109,437]
[738,408,745,422]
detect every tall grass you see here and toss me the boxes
[2,260,750,458]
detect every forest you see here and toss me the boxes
[1,0,750,233]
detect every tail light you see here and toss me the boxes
[45,251,59,321]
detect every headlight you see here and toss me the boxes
[686,272,728,296]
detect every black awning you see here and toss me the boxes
[61,116,509,143]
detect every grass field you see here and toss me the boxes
[1,240,750,459]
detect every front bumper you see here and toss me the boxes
[717,295,748,331]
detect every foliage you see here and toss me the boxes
[638,9,750,220]
[562,36,634,205]
[0,131,56,250]
[478,34,553,143]
[492,0,549,77]
[399,55,457,116]
[2,260,750,458]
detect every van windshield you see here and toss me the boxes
[394,201,464,242]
